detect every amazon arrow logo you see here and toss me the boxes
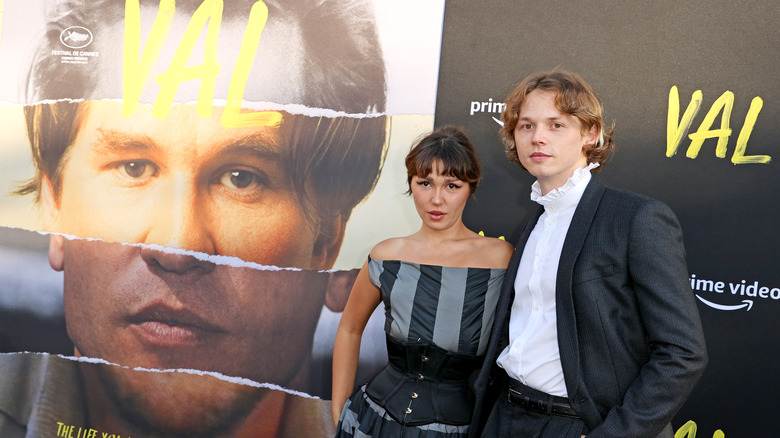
[695,295,753,311]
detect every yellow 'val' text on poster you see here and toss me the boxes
[123,0,175,118]
[153,0,223,120]
[122,0,281,128]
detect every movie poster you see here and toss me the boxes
[0,1,445,436]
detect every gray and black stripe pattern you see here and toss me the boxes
[368,257,505,357]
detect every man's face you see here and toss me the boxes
[42,101,347,428]
[49,100,337,269]
[513,90,596,194]
[44,100,343,378]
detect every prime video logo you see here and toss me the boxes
[690,274,780,312]
[470,98,504,126]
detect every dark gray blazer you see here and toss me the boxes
[470,177,708,438]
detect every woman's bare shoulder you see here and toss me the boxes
[369,237,409,261]
[472,236,514,268]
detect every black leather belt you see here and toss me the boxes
[507,378,580,419]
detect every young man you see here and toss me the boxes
[471,71,708,438]
[0,0,388,436]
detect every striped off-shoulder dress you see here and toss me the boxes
[335,257,506,438]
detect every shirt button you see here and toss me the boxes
[411,392,419,399]
[406,408,413,414]
[421,355,428,362]
[418,374,424,380]
[534,305,540,311]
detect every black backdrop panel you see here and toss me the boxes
[435,1,780,435]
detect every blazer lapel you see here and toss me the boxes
[556,177,606,399]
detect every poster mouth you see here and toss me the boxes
[126,303,226,347]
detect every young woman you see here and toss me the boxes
[332,126,514,437]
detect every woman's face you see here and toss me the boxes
[410,161,471,232]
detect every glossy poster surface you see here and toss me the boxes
[0,1,444,436]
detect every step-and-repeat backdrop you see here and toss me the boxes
[436,2,778,437]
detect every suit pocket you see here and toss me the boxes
[573,263,616,285]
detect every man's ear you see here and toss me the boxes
[40,175,60,231]
[49,233,65,272]
[583,124,599,150]
[311,214,346,270]
[325,268,359,312]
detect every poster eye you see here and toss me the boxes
[219,169,261,190]
[122,161,149,178]
[117,160,156,179]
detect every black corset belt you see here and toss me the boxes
[364,335,483,426]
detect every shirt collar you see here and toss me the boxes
[530,162,599,209]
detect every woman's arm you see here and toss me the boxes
[331,259,382,427]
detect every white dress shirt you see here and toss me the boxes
[496,163,598,397]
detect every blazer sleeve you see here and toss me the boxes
[588,199,708,437]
